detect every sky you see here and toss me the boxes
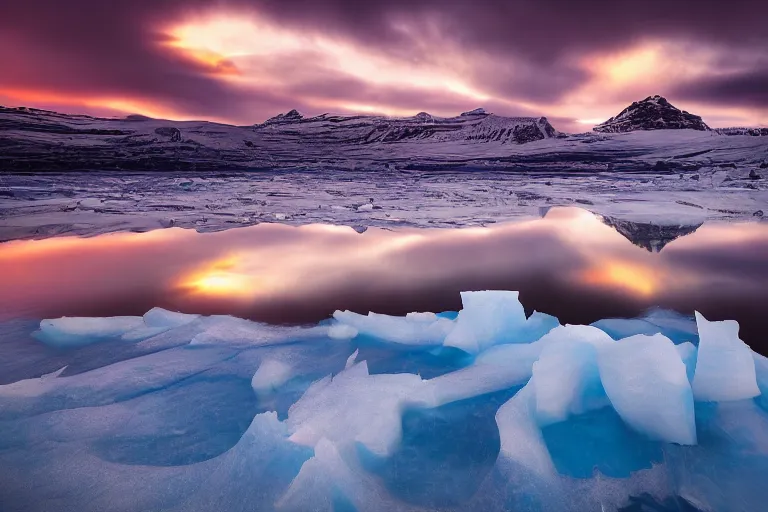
[1,0,766,133]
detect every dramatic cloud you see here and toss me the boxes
[673,69,768,109]
[0,0,765,130]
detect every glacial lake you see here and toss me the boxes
[2,206,767,358]
[1,206,767,512]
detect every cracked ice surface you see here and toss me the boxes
[1,167,766,242]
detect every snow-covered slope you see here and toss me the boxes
[594,96,710,133]
[0,104,766,173]
[256,108,557,145]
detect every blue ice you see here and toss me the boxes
[0,291,766,512]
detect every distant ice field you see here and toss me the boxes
[0,166,766,242]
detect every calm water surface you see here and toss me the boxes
[2,207,767,352]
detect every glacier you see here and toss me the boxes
[0,291,767,512]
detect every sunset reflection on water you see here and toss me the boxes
[2,208,767,349]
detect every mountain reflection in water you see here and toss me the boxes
[2,207,767,353]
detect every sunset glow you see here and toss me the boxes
[581,260,661,297]
[179,256,259,298]
[1,2,765,129]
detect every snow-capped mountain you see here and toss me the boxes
[256,108,557,145]
[600,216,703,252]
[0,106,563,172]
[594,96,710,133]
[0,103,766,173]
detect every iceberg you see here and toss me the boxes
[252,359,294,393]
[692,312,760,402]
[443,291,528,353]
[598,334,697,445]
[532,336,610,426]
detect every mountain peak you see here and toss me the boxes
[460,108,488,116]
[601,216,703,253]
[594,96,709,133]
[263,109,304,125]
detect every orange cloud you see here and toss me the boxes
[0,88,182,119]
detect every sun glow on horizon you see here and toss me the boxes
[580,260,661,298]
[179,256,260,298]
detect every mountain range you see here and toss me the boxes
[0,96,766,173]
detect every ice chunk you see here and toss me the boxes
[692,312,760,402]
[286,361,425,456]
[122,309,199,341]
[143,307,199,328]
[532,339,609,426]
[422,345,536,407]
[277,438,397,512]
[35,316,144,347]
[496,385,556,476]
[344,349,359,369]
[599,334,696,445]
[277,439,350,512]
[40,365,68,379]
[332,310,453,346]
[536,324,615,348]
[520,311,561,343]
[327,323,358,340]
[675,342,697,383]
[443,290,528,354]
[252,359,293,393]
[755,353,768,410]
[34,308,202,347]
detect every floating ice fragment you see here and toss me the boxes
[599,334,696,445]
[532,338,610,426]
[536,324,615,348]
[496,385,556,476]
[332,310,452,346]
[252,359,293,393]
[443,290,528,354]
[692,312,760,402]
[286,361,425,456]
[143,307,199,328]
[277,437,395,512]
[344,349,359,369]
[40,365,68,379]
[328,323,358,340]
[36,316,145,347]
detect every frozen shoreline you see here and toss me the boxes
[1,168,765,242]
